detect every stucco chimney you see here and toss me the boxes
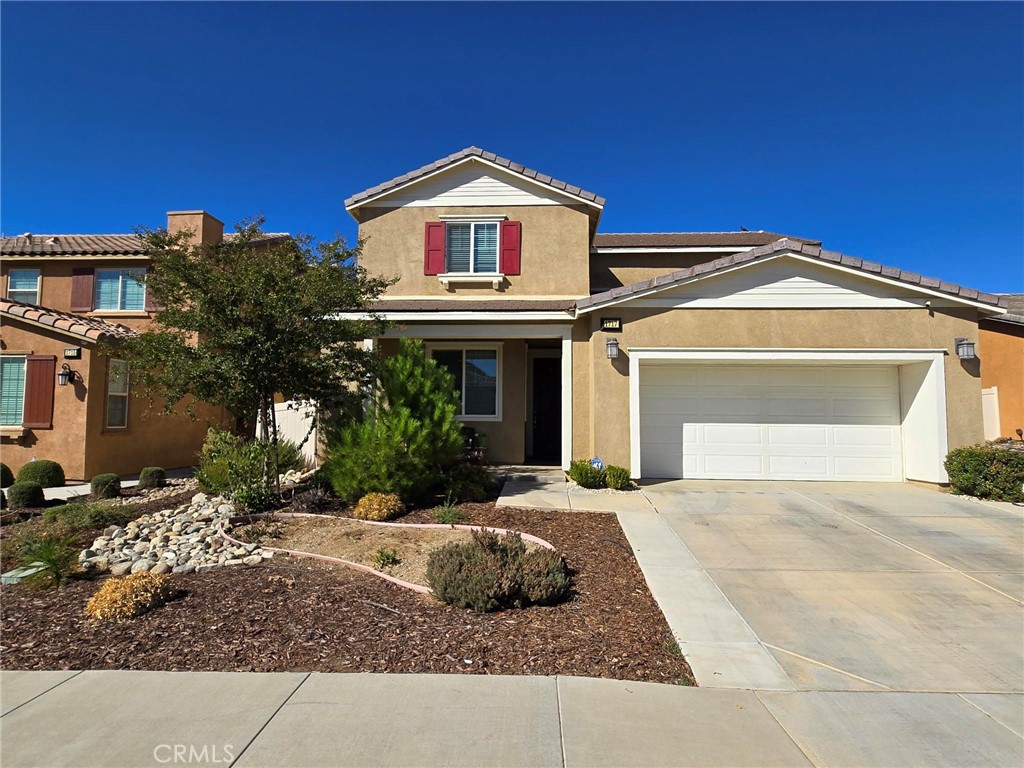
[166,210,224,245]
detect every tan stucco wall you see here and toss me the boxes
[980,321,1024,438]
[590,251,730,293]
[358,205,593,298]
[573,307,984,472]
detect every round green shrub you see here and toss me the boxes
[7,481,45,509]
[90,473,121,499]
[16,460,66,489]
[604,465,632,491]
[568,459,605,489]
[945,445,1024,502]
[138,467,166,490]
[0,462,14,488]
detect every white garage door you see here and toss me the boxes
[639,364,902,481]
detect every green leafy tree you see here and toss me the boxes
[111,217,391,496]
[324,339,465,502]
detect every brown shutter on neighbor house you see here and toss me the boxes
[22,355,56,429]
[424,222,446,275]
[70,268,95,312]
[144,268,162,311]
[500,220,522,275]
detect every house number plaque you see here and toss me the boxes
[600,317,622,332]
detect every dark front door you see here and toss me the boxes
[531,357,561,462]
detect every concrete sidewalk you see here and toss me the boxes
[42,468,194,501]
[3,671,1020,767]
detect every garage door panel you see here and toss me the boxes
[639,364,902,481]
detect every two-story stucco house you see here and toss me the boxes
[346,147,1010,484]
[0,211,240,481]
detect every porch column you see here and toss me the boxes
[561,328,572,471]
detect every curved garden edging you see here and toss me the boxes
[217,512,558,596]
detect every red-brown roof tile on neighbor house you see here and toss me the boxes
[0,232,290,257]
[577,239,1009,311]
[344,147,606,208]
[591,232,821,248]
[368,299,576,313]
[1,298,139,342]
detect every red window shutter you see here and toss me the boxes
[22,355,56,429]
[500,220,522,275]
[424,222,446,275]
[70,268,94,312]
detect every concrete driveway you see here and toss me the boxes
[628,481,1024,695]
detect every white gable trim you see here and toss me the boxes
[345,156,603,212]
[579,252,1006,314]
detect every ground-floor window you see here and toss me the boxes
[428,345,501,420]
[0,356,26,426]
[106,359,130,428]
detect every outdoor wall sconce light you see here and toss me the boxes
[954,338,976,360]
[57,363,77,386]
[606,337,620,360]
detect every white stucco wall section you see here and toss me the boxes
[628,348,950,484]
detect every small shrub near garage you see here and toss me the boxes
[352,492,405,522]
[85,573,177,622]
[16,460,65,489]
[7,481,44,510]
[944,445,1024,503]
[568,459,605,489]
[90,473,121,499]
[138,467,166,490]
[426,529,571,613]
[0,462,14,488]
[604,465,632,491]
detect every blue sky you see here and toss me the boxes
[2,2,1021,292]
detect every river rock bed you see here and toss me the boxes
[79,493,272,576]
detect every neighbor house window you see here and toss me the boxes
[106,359,130,428]
[95,268,146,311]
[0,356,27,426]
[429,346,500,419]
[7,269,40,304]
[446,222,499,273]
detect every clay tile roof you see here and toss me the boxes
[591,232,821,248]
[344,146,605,208]
[576,239,1009,312]
[1,298,138,342]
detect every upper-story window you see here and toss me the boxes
[95,268,146,311]
[446,222,499,273]
[7,269,40,304]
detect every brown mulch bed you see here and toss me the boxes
[0,503,694,684]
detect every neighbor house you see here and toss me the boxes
[0,211,242,481]
[979,294,1023,440]
[344,146,1009,484]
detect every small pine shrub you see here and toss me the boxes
[17,532,79,586]
[568,459,605,489]
[945,445,1024,502]
[0,462,14,488]
[352,492,405,521]
[373,548,400,570]
[7,481,44,509]
[138,467,166,490]
[84,573,177,621]
[604,465,631,491]
[90,473,121,499]
[44,501,138,532]
[426,529,571,613]
[16,460,65,489]
[443,462,495,503]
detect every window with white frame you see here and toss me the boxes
[446,222,499,274]
[429,346,500,419]
[95,268,146,311]
[7,269,40,304]
[106,359,130,428]
[0,356,27,426]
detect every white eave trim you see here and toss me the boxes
[590,246,748,255]
[344,155,604,212]
[333,311,574,322]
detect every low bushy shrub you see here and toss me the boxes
[196,428,303,511]
[443,462,496,503]
[373,548,400,570]
[426,530,571,613]
[84,573,177,621]
[604,465,631,491]
[16,459,65,489]
[352,492,405,521]
[0,462,14,488]
[945,445,1024,502]
[7,481,44,509]
[434,501,467,526]
[44,501,138,532]
[90,473,121,499]
[17,532,79,586]
[568,459,605,489]
[138,467,166,490]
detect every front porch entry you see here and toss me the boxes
[526,345,562,463]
